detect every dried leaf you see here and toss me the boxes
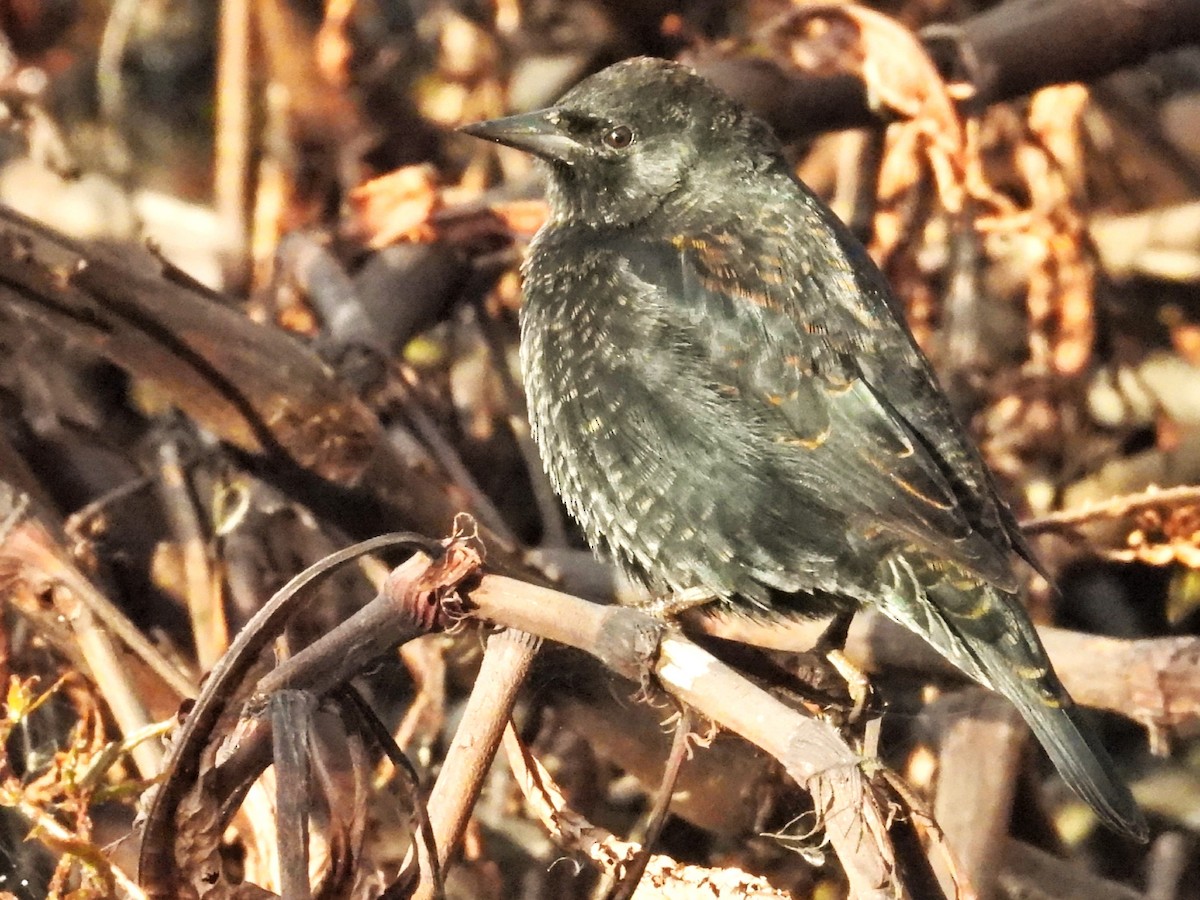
[768,4,968,215]
[1115,505,1200,568]
[350,165,441,247]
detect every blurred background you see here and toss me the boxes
[0,0,1198,897]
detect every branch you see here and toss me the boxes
[1021,483,1200,535]
[688,0,1200,141]
[0,202,540,577]
[465,574,909,899]
[702,609,1200,733]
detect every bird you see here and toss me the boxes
[462,56,1146,840]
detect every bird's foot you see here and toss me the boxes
[809,611,872,721]
[826,649,872,723]
[635,587,718,619]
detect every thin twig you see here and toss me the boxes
[156,441,226,671]
[394,369,519,545]
[339,685,443,899]
[214,0,253,275]
[1021,484,1200,534]
[415,627,543,899]
[271,691,316,900]
[5,522,164,778]
[16,796,147,899]
[6,520,197,700]
[95,0,139,173]
[607,708,694,900]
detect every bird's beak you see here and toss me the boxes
[460,109,579,163]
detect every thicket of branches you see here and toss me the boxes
[0,0,1199,897]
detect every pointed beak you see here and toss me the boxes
[460,109,579,163]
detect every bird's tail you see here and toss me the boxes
[874,555,1147,841]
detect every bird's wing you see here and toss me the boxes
[617,193,1023,590]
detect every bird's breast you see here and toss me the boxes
[517,235,816,599]
[519,252,684,547]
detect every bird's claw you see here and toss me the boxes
[826,648,873,723]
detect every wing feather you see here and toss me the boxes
[615,190,1024,590]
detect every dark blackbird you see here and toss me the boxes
[463,57,1145,839]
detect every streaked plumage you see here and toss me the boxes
[463,56,1145,839]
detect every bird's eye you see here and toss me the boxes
[601,124,634,150]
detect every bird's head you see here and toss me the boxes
[462,57,782,227]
